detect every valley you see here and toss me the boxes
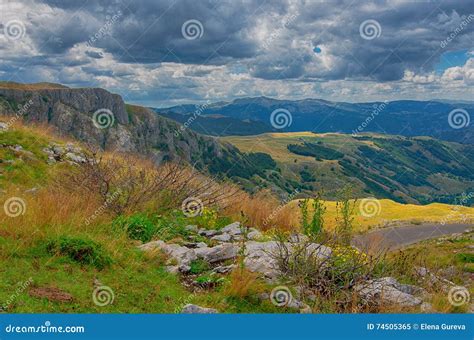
[0,82,472,315]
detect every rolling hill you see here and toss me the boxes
[223,132,474,204]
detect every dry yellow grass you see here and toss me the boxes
[229,196,474,233]
[286,198,474,232]
[0,187,109,246]
[224,268,262,298]
[0,81,68,90]
[225,190,295,231]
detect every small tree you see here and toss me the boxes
[335,187,356,245]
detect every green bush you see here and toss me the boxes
[189,259,210,274]
[113,214,156,243]
[45,236,112,269]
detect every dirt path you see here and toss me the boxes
[352,223,473,251]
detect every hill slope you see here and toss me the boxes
[223,132,474,204]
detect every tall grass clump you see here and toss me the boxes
[335,187,356,245]
[299,193,326,238]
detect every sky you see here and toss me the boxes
[0,0,473,107]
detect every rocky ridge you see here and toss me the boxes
[0,82,240,169]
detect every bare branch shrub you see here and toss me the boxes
[270,231,387,311]
[57,147,241,216]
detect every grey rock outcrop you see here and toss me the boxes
[195,243,239,263]
[244,241,332,280]
[139,240,197,272]
[354,277,423,307]
[43,143,86,165]
[181,304,218,314]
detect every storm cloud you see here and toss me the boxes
[0,0,473,106]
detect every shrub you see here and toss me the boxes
[335,187,356,245]
[113,214,156,243]
[270,232,385,308]
[60,148,240,216]
[45,236,112,269]
[299,195,326,238]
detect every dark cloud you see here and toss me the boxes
[0,0,472,105]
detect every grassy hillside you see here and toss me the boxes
[0,123,283,313]
[223,132,474,205]
[1,123,471,314]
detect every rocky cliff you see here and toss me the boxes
[0,82,232,168]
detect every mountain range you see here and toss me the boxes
[158,97,474,144]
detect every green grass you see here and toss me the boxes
[0,125,59,187]
[397,233,474,282]
[0,229,287,313]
